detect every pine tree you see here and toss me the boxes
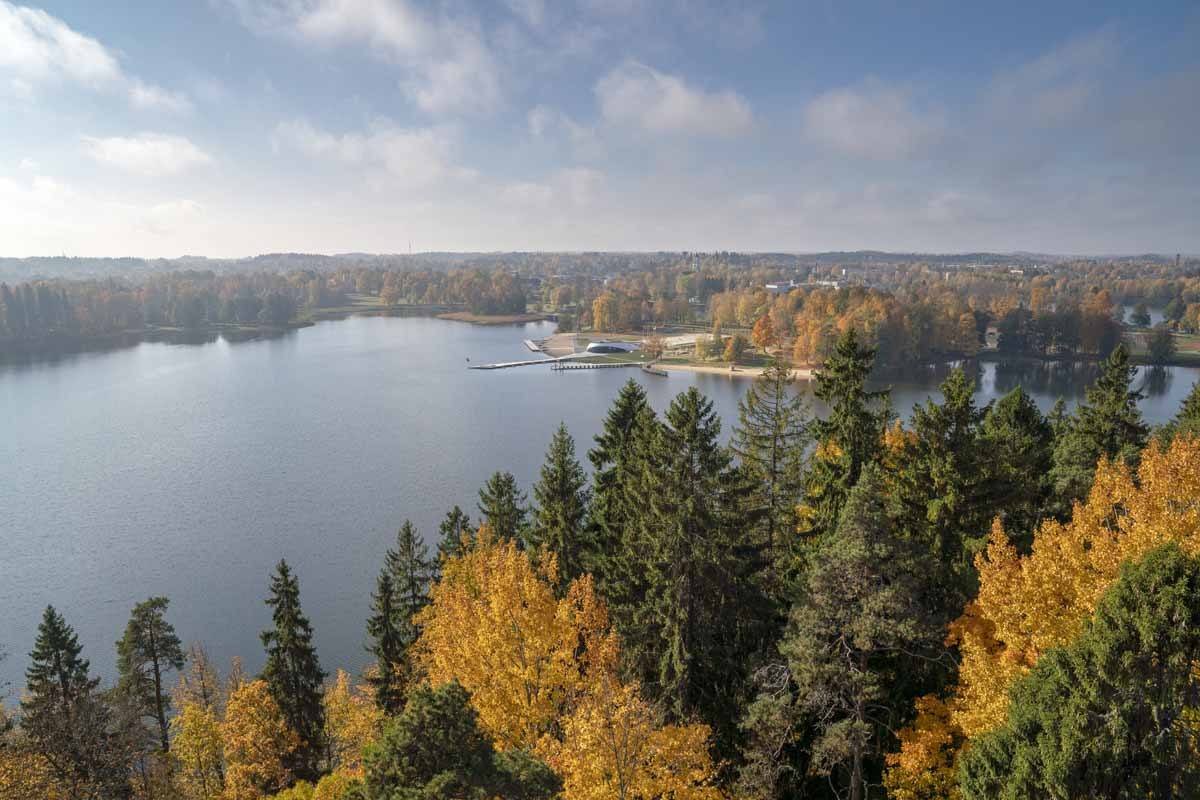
[980,387,1055,550]
[366,571,407,716]
[633,387,770,761]
[762,465,936,800]
[116,596,185,752]
[477,471,529,542]
[893,368,992,619]
[529,423,591,587]
[436,505,473,563]
[385,521,435,634]
[797,329,888,542]
[731,358,809,556]
[587,379,655,599]
[260,560,326,780]
[1050,343,1148,510]
[22,606,130,799]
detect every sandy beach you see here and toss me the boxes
[657,362,814,380]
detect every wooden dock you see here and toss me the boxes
[552,361,641,371]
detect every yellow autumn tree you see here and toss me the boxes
[886,436,1200,799]
[322,669,381,776]
[172,700,226,800]
[0,734,62,800]
[414,527,720,800]
[222,680,299,800]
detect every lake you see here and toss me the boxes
[2,315,1197,691]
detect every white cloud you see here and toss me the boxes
[986,28,1118,127]
[527,105,603,160]
[596,60,752,137]
[273,118,475,186]
[0,1,191,111]
[228,0,501,115]
[141,198,204,235]
[82,133,213,177]
[803,79,944,160]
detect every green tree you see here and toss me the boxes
[436,505,472,563]
[1129,303,1151,327]
[731,358,809,556]
[261,559,327,780]
[959,544,1200,799]
[1147,324,1176,365]
[1050,344,1148,510]
[893,368,992,617]
[21,606,130,799]
[529,423,591,587]
[366,571,407,716]
[115,596,185,752]
[386,521,435,637]
[476,471,528,542]
[979,387,1055,550]
[756,466,936,800]
[632,387,770,761]
[798,329,889,542]
[357,682,559,800]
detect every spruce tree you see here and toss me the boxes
[634,387,770,761]
[22,606,130,799]
[529,423,591,587]
[798,329,888,542]
[437,505,473,562]
[731,358,809,556]
[115,596,185,752]
[587,379,655,597]
[477,471,529,542]
[980,387,1055,549]
[260,559,326,779]
[1158,380,1200,445]
[366,571,407,716]
[763,465,936,800]
[893,368,992,618]
[386,520,435,634]
[1050,343,1148,510]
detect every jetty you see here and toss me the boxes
[551,361,642,371]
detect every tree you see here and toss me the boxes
[1147,323,1176,364]
[1129,302,1151,327]
[323,670,381,775]
[171,701,225,800]
[116,596,185,752]
[366,571,408,716]
[723,333,748,363]
[959,545,1200,799]
[1162,380,1200,443]
[751,315,777,351]
[631,387,770,759]
[731,358,809,557]
[385,521,435,641]
[769,466,937,800]
[175,642,224,714]
[476,471,528,542]
[892,368,992,620]
[1050,343,1148,510]
[357,682,558,800]
[435,506,472,563]
[21,606,130,800]
[261,560,326,780]
[979,387,1055,550]
[797,328,889,541]
[529,423,591,587]
[222,680,299,800]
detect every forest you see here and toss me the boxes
[4,332,1200,800]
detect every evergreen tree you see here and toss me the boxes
[529,423,591,587]
[980,387,1055,550]
[731,358,809,556]
[798,329,888,542]
[959,544,1200,799]
[22,606,130,799]
[115,596,185,752]
[587,379,655,600]
[386,521,435,635]
[632,387,770,761]
[366,571,407,716]
[477,471,529,542]
[893,368,992,618]
[260,559,326,780]
[1157,380,1200,445]
[357,682,559,800]
[1050,344,1148,510]
[436,505,473,562]
[757,465,936,800]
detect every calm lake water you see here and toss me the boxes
[2,315,1198,690]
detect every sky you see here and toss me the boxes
[0,0,1197,258]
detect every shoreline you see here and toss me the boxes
[657,362,815,380]
[437,311,549,325]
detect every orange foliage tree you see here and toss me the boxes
[222,680,299,800]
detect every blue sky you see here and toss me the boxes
[1,0,1197,257]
